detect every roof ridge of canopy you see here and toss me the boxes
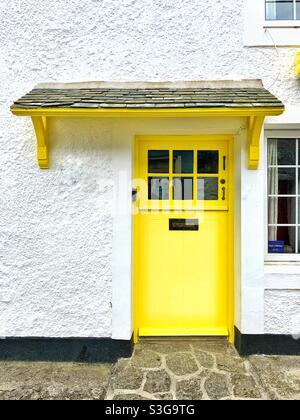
[34,79,265,90]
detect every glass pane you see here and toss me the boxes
[268,226,296,253]
[148,177,169,200]
[297,1,300,19]
[268,197,296,224]
[198,151,219,174]
[266,1,294,20]
[173,150,194,174]
[268,168,296,195]
[278,168,296,194]
[173,177,193,200]
[198,177,219,200]
[148,150,169,173]
[269,139,296,166]
[278,139,296,165]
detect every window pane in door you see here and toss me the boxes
[197,177,219,200]
[148,150,169,173]
[148,177,169,200]
[197,151,219,174]
[173,151,194,174]
[268,197,296,224]
[266,1,294,20]
[268,226,296,253]
[173,177,193,200]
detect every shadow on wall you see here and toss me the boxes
[49,118,113,168]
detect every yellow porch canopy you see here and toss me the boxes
[11,80,284,169]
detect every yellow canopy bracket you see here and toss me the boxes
[248,115,265,170]
[31,116,49,169]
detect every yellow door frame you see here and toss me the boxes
[133,134,235,344]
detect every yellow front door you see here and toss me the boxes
[134,135,233,342]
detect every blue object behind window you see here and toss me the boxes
[268,241,285,253]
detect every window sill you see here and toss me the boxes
[244,24,300,47]
[265,263,300,289]
[265,261,300,273]
[265,256,300,263]
[264,20,300,29]
[265,260,300,266]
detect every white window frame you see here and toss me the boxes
[244,0,300,46]
[265,131,300,262]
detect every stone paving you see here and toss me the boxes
[106,339,300,401]
[0,361,111,400]
[0,339,299,400]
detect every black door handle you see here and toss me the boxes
[222,187,226,201]
[132,188,138,203]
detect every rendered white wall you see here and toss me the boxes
[265,290,300,336]
[2,1,299,104]
[265,267,300,335]
[240,130,266,334]
[111,126,133,340]
[0,118,114,337]
[0,0,299,337]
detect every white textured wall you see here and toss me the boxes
[0,118,113,337]
[265,291,300,336]
[265,268,300,335]
[1,1,299,102]
[0,0,299,337]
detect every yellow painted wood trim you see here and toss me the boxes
[248,115,265,170]
[228,137,235,344]
[31,116,49,169]
[139,328,229,337]
[11,107,284,118]
[295,52,300,76]
[136,134,233,141]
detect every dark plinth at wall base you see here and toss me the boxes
[235,327,300,356]
[0,337,134,363]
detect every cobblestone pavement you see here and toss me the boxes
[106,339,300,401]
[0,339,299,400]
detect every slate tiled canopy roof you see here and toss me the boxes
[12,82,283,110]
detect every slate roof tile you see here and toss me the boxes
[11,87,283,110]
